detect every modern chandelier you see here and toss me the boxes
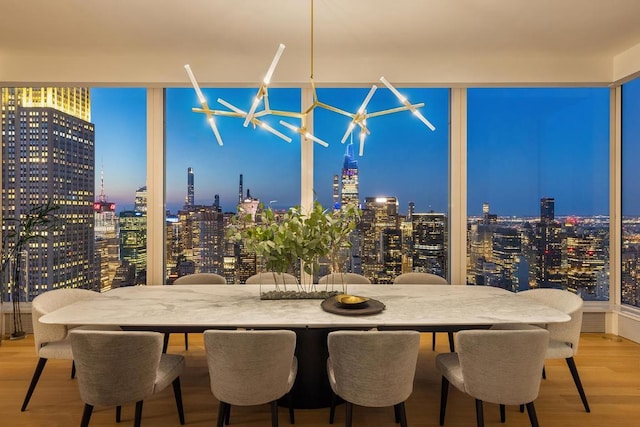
[185,0,435,156]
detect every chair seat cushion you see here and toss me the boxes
[39,338,73,359]
[154,354,186,392]
[546,339,574,359]
[435,353,465,392]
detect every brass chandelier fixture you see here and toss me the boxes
[185,0,435,155]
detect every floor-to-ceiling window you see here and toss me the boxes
[621,77,640,308]
[1,87,146,302]
[313,88,450,283]
[165,88,301,284]
[467,88,610,301]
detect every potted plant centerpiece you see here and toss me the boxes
[227,201,361,299]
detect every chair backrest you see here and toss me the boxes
[245,272,299,285]
[173,273,227,285]
[327,330,420,407]
[518,288,583,353]
[31,288,101,352]
[318,273,371,285]
[69,330,162,407]
[456,328,549,406]
[203,330,297,406]
[393,272,448,285]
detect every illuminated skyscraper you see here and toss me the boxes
[412,212,447,277]
[134,186,147,213]
[538,197,563,288]
[186,167,194,207]
[1,88,96,300]
[332,174,339,210]
[340,142,359,207]
[118,210,147,283]
[94,169,119,292]
[359,197,400,282]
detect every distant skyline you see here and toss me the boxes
[90,83,639,217]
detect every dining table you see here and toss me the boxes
[40,283,570,408]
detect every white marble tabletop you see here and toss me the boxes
[40,284,570,330]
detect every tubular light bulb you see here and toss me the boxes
[243,96,262,128]
[184,64,206,104]
[380,77,407,103]
[260,122,292,143]
[358,85,377,114]
[264,44,286,85]
[359,131,366,156]
[340,122,356,144]
[279,120,300,133]
[413,110,436,131]
[306,132,329,147]
[217,98,246,114]
[207,117,223,146]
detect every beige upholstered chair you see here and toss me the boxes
[327,330,421,427]
[392,272,451,351]
[436,326,549,427]
[245,272,299,285]
[203,329,298,427]
[318,273,371,285]
[21,288,112,412]
[173,272,227,285]
[518,288,590,412]
[170,272,228,351]
[70,330,186,427]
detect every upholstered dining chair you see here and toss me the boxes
[170,272,228,351]
[203,329,297,427]
[318,273,371,285]
[327,330,421,427]
[392,272,452,351]
[21,288,115,412]
[435,326,549,427]
[245,272,299,285]
[70,329,186,427]
[518,288,591,412]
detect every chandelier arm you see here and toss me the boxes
[365,103,425,119]
[314,102,354,118]
[192,107,243,119]
[266,109,305,119]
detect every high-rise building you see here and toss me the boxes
[491,226,522,291]
[134,186,147,213]
[94,169,119,292]
[412,212,447,277]
[118,210,147,282]
[1,88,96,300]
[332,174,339,210]
[186,167,194,207]
[538,197,563,288]
[340,143,359,208]
[359,196,400,282]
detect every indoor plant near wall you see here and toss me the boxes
[227,201,361,299]
[1,200,61,339]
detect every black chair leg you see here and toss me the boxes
[270,400,279,427]
[163,333,170,353]
[500,404,505,422]
[475,399,484,427]
[134,400,144,427]
[21,357,47,411]
[525,402,539,427]
[542,365,546,380]
[397,402,408,427]
[71,360,76,379]
[329,392,337,424]
[225,403,231,425]
[116,405,122,422]
[345,401,353,427]
[566,357,590,412]
[439,376,449,426]
[447,332,455,352]
[432,333,437,351]
[80,403,94,427]
[216,401,228,427]
[172,377,185,424]
[520,404,525,413]
[287,392,295,424]
[184,333,189,351]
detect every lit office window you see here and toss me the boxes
[467,88,610,301]
[621,77,640,308]
[314,88,450,284]
[0,87,146,302]
[165,88,301,284]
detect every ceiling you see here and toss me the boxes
[1,0,640,86]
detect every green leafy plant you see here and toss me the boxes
[1,199,62,338]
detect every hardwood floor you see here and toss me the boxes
[1,332,639,426]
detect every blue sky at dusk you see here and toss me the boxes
[90,81,639,217]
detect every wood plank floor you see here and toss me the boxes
[1,332,639,426]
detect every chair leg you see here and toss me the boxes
[329,392,337,424]
[172,377,185,425]
[439,376,449,426]
[499,404,505,422]
[345,401,353,427]
[397,402,408,427]
[520,404,525,413]
[475,399,484,427]
[216,401,228,427]
[116,405,122,422]
[394,403,400,423]
[270,400,279,427]
[184,332,189,351]
[71,360,76,379]
[566,357,590,412]
[225,403,231,425]
[432,333,436,351]
[447,332,455,352]
[525,402,539,427]
[80,403,94,427]
[162,333,170,353]
[542,365,546,380]
[21,357,48,411]
[134,400,144,427]
[287,392,295,424]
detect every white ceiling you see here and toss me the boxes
[1,0,640,86]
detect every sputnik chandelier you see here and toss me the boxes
[185,0,435,156]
